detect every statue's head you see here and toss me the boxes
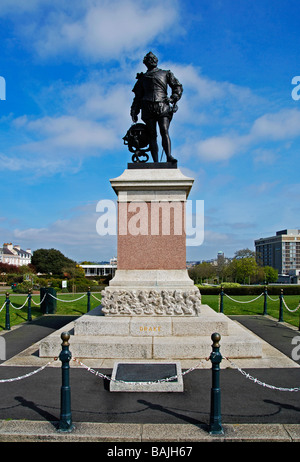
[143,52,158,69]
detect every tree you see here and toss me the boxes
[263,266,278,284]
[0,262,20,274]
[188,262,217,283]
[227,256,258,284]
[31,248,76,276]
[234,248,255,259]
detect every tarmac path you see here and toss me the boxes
[0,314,299,427]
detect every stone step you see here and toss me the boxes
[74,308,229,337]
[39,332,262,360]
[39,304,262,360]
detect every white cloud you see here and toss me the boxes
[55,75,133,128]
[24,116,118,150]
[0,152,73,175]
[12,202,117,261]
[168,64,225,103]
[3,70,133,173]
[7,114,120,174]
[246,181,279,196]
[249,108,300,141]
[191,107,300,163]
[167,63,264,122]
[7,0,181,63]
[252,148,279,165]
[202,229,231,245]
[195,135,242,161]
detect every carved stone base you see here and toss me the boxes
[101,287,201,316]
[101,269,201,316]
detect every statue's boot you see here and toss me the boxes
[166,154,177,163]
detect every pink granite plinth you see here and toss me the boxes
[118,201,186,270]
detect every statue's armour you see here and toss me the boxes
[132,68,183,109]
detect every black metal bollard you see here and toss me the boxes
[209,332,224,435]
[58,332,74,432]
[87,287,91,312]
[219,286,224,313]
[5,292,10,331]
[278,289,284,322]
[27,290,32,322]
[45,290,49,315]
[263,286,268,316]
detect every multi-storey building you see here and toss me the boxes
[255,229,300,276]
[0,243,32,267]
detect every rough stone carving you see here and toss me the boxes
[101,288,201,316]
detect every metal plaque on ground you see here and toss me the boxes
[109,361,183,392]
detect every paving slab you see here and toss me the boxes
[0,420,298,442]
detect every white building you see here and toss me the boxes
[80,258,117,278]
[0,243,32,267]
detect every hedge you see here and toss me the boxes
[196,285,300,295]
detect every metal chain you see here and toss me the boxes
[2,291,96,307]
[267,294,278,302]
[282,297,300,313]
[224,293,263,303]
[0,359,56,383]
[0,351,298,394]
[225,357,300,392]
[0,289,96,313]
[10,297,29,310]
[91,294,102,302]
[48,293,87,302]
[72,357,209,384]
[31,293,47,306]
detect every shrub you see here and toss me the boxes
[196,284,300,295]
[49,278,63,288]
[14,281,33,293]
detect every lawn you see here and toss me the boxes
[0,290,299,332]
[0,291,102,331]
[201,293,300,328]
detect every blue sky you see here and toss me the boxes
[1,0,300,263]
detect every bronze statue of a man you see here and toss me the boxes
[130,52,183,163]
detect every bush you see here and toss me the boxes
[196,284,300,295]
[36,277,49,288]
[49,278,63,288]
[5,274,23,285]
[14,281,33,293]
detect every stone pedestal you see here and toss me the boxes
[101,165,201,316]
[39,164,263,367]
[39,305,263,360]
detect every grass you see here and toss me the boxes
[0,291,299,331]
[202,293,300,328]
[0,292,102,331]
